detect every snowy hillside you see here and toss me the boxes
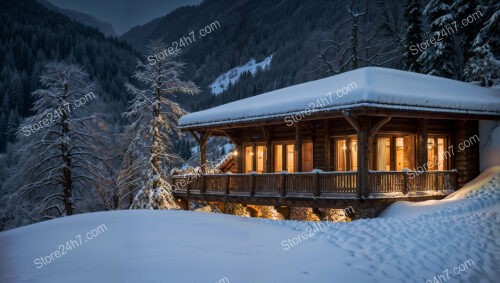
[209,55,273,95]
[1,167,499,283]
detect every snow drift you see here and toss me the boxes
[1,167,499,283]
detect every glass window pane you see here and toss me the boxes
[274,145,282,172]
[437,138,445,170]
[245,146,253,173]
[395,137,404,171]
[286,144,295,172]
[350,138,357,171]
[256,146,266,173]
[336,139,347,171]
[427,138,436,170]
[377,138,391,171]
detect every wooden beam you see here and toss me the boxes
[251,143,256,172]
[417,119,428,170]
[357,120,371,198]
[295,123,302,172]
[282,144,287,171]
[324,119,331,171]
[261,126,272,173]
[370,116,392,137]
[236,143,243,173]
[342,111,360,132]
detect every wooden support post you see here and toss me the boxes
[236,143,243,173]
[343,113,391,198]
[357,123,370,198]
[250,173,256,196]
[280,172,287,197]
[282,144,287,172]
[390,137,396,171]
[266,142,272,173]
[314,171,320,197]
[251,143,256,172]
[295,123,302,172]
[224,174,230,196]
[186,186,190,210]
[189,130,212,173]
[346,138,352,171]
[324,120,331,171]
[417,119,428,170]
[261,126,272,173]
[200,174,206,195]
[402,170,408,194]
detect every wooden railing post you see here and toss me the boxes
[314,172,320,197]
[453,169,458,190]
[434,172,439,191]
[225,174,230,196]
[250,173,256,196]
[186,178,190,211]
[280,172,287,197]
[200,174,206,195]
[402,170,408,195]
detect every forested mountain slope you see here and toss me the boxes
[0,0,138,151]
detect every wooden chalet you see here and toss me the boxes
[173,67,500,209]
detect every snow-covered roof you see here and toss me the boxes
[179,67,500,129]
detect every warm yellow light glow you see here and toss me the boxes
[233,150,238,156]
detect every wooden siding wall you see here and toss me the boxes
[453,120,480,187]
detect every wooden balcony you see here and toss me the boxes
[172,170,457,209]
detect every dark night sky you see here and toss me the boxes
[48,0,202,35]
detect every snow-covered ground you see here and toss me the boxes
[1,167,499,283]
[209,55,273,95]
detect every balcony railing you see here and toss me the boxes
[172,170,457,198]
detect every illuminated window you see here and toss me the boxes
[336,139,347,171]
[245,146,253,173]
[395,137,404,171]
[376,135,415,171]
[335,138,357,171]
[274,145,282,172]
[427,137,447,170]
[256,146,266,173]
[350,139,358,171]
[286,144,295,172]
[376,137,391,171]
[274,144,294,172]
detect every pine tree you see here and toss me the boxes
[464,2,499,86]
[452,0,479,67]
[0,113,7,151]
[123,40,200,210]
[418,0,458,79]
[403,0,423,72]
[9,62,107,220]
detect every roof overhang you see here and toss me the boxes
[179,67,500,131]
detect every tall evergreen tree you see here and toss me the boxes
[403,0,423,72]
[8,62,107,221]
[123,41,200,210]
[452,0,479,68]
[464,2,499,86]
[418,0,458,79]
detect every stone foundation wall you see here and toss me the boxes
[189,201,385,222]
